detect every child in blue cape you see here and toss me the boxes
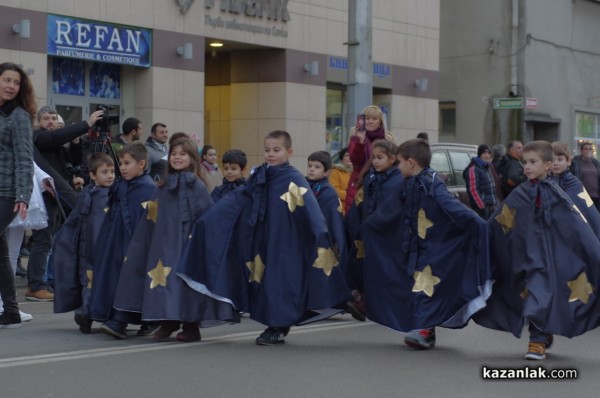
[178,130,349,345]
[53,153,115,333]
[112,138,239,342]
[363,138,492,349]
[91,143,157,338]
[475,141,600,360]
[210,149,247,202]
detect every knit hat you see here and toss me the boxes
[477,144,491,157]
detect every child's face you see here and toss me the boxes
[170,145,192,171]
[264,137,292,166]
[371,147,395,172]
[342,152,352,167]
[552,154,571,175]
[307,160,329,180]
[398,156,421,178]
[523,151,552,180]
[119,153,146,181]
[90,163,116,187]
[223,162,243,182]
[203,148,217,165]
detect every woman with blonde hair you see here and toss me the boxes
[344,105,394,212]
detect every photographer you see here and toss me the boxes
[25,106,102,302]
[34,106,103,212]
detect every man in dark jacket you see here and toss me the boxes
[463,144,497,219]
[144,122,168,182]
[498,140,526,197]
[26,106,102,302]
[569,141,600,211]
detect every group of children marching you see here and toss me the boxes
[52,129,600,360]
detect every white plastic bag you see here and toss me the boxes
[9,163,49,230]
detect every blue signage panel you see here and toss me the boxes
[47,15,152,68]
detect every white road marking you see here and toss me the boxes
[0,321,373,368]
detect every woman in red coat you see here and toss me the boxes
[345,105,394,213]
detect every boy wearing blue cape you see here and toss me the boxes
[550,141,600,238]
[53,153,115,333]
[362,138,492,349]
[89,143,157,338]
[178,130,349,345]
[475,141,600,360]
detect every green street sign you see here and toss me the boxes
[493,97,524,109]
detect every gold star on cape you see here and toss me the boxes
[418,208,433,239]
[142,199,159,223]
[86,270,93,289]
[103,207,109,214]
[354,188,364,206]
[578,190,594,208]
[567,272,594,304]
[280,182,308,212]
[495,203,516,233]
[412,265,441,297]
[520,287,529,300]
[313,247,338,276]
[246,254,265,283]
[354,240,365,259]
[147,259,172,289]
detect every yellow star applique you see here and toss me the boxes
[520,287,529,300]
[246,254,266,283]
[313,247,338,276]
[147,259,172,289]
[418,208,433,239]
[354,240,365,259]
[354,188,364,206]
[103,207,109,214]
[495,203,516,233]
[86,270,93,289]
[142,199,159,223]
[280,182,308,212]
[567,272,594,304]
[412,265,441,297]
[578,190,594,208]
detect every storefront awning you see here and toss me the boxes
[524,112,561,124]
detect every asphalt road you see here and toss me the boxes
[0,286,597,398]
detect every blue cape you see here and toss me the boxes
[88,174,156,322]
[177,163,349,327]
[53,185,109,314]
[362,168,492,331]
[474,179,600,337]
[112,172,239,326]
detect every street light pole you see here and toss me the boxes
[345,0,373,145]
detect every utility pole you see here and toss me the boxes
[345,0,373,144]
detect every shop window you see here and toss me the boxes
[52,58,85,96]
[326,85,346,155]
[439,101,456,135]
[575,111,600,159]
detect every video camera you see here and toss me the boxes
[92,104,119,139]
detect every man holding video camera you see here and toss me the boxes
[25,106,103,302]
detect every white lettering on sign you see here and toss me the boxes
[206,0,290,22]
[53,21,142,54]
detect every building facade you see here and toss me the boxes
[440,0,600,155]
[1,0,439,167]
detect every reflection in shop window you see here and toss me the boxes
[326,85,346,155]
[575,111,600,159]
[90,63,121,99]
[52,58,85,96]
